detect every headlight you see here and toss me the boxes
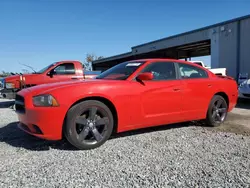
[33,94,59,107]
[239,82,246,88]
[6,82,14,89]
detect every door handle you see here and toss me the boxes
[208,84,212,87]
[173,88,180,91]
[71,77,78,80]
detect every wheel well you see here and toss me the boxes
[64,96,118,135]
[214,92,229,106]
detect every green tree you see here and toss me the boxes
[83,53,104,71]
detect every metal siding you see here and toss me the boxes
[93,15,250,79]
[240,18,250,75]
[218,22,238,78]
[132,30,210,54]
[210,26,220,68]
[132,14,250,48]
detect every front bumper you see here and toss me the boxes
[0,88,3,97]
[16,106,66,141]
[238,92,250,99]
[0,88,17,99]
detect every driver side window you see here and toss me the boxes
[53,63,75,75]
[141,62,177,81]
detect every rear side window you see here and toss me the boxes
[141,62,177,80]
[178,63,208,79]
[53,63,75,75]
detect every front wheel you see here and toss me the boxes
[206,95,228,127]
[64,100,114,150]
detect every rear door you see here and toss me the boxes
[176,62,214,120]
[132,61,184,127]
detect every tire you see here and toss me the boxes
[64,100,114,150]
[206,95,228,127]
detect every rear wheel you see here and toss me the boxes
[206,95,228,127]
[64,100,114,150]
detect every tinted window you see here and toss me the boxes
[53,63,75,75]
[178,63,208,79]
[96,61,145,80]
[141,62,176,80]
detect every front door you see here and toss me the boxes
[46,63,78,83]
[132,61,183,128]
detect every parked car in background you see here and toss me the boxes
[238,78,250,99]
[0,61,100,99]
[0,78,4,96]
[238,73,249,85]
[15,58,238,150]
[190,61,227,76]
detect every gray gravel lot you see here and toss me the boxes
[0,99,250,188]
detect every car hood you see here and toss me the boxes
[20,79,123,96]
[5,73,41,83]
[4,75,21,82]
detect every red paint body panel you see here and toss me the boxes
[4,61,97,89]
[16,59,238,140]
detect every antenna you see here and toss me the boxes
[19,62,37,73]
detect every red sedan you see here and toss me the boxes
[15,59,238,150]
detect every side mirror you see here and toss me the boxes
[47,71,54,78]
[136,72,153,81]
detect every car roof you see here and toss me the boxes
[128,58,204,67]
[127,58,211,74]
[55,60,82,64]
[128,58,193,64]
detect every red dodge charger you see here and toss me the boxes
[15,59,238,150]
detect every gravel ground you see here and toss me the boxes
[0,99,250,188]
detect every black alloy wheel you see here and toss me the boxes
[206,95,228,127]
[64,100,114,150]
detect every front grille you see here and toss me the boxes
[19,123,30,132]
[32,124,43,134]
[15,94,25,113]
[19,123,43,135]
[243,93,250,98]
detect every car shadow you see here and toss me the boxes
[0,121,196,151]
[236,98,250,110]
[0,100,15,108]
[111,121,195,139]
[0,122,77,151]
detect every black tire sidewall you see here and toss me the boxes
[64,100,114,150]
[206,95,228,127]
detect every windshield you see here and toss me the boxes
[96,61,145,80]
[37,63,56,74]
